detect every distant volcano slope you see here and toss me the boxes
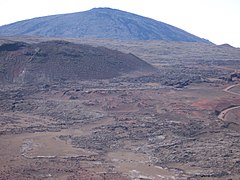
[0,40,155,83]
[0,8,210,43]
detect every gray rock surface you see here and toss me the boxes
[0,8,210,42]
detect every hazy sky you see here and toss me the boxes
[0,0,240,47]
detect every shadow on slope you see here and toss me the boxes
[0,40,155,84]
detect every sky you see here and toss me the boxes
[0,0,240,47]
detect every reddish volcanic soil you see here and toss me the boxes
[1,37,240,179]
[0,80,240,179]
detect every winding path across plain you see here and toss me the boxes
[218,84,240,121]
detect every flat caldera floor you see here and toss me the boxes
[0,80,240,179]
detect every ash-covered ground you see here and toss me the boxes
[0,37,240,179]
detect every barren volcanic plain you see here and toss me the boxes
[1,37,240,179]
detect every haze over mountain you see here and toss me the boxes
[0,8,210,43]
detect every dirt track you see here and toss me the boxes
[218,84,240,121]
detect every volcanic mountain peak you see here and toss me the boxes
[0,8,210,43]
